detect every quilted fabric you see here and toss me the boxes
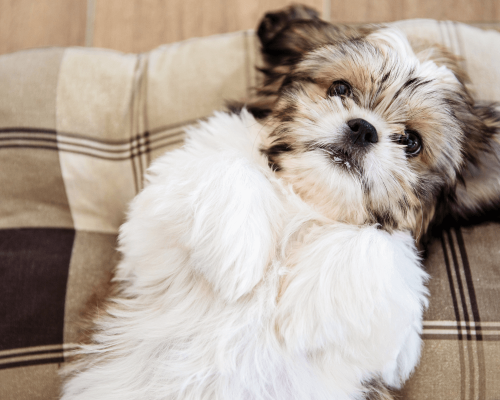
[0,21,499,399]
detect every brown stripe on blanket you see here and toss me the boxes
[441,234,463,337]
[130,133,140,193]
[0,344,77,370]
[440,228,488,400]
[441,231,467,400]
[0,125,188,145]
[422,321,500,341]
[447,230,472,339]
[455,228,482,339]
[0,128,185,161]
[454,227,486,399]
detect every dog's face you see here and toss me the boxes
[248,6,499,238]
[261,29,467,236]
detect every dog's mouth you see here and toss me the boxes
[315,144,360,173]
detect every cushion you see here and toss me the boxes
[0,20,499,399]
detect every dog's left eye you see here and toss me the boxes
[399,130,422,157]
[328,80,352,97]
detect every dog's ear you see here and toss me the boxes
[249,5,371,119]
[257,4,320,47]
[448,103,500,222]
[256,5,368,67]
[411,42,500,224]
[246,5,321,119]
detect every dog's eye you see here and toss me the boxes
[399,130,422,157]
[328,81,352,97]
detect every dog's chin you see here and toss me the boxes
[275,148,425,233]
[274,158,367,227]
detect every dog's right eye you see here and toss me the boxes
[328,80,352,97]
[399,130,422,157]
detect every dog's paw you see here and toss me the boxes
[257,4,320,46]
[187,155,281,302]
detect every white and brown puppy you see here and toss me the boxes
[61,5,500,400]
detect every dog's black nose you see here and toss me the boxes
[347,119,378,146]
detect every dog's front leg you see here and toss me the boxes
[274,224,429,397]
[119,121,283,302]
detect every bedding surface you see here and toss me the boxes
[0,20,499,399]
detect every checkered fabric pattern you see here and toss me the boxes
[0,20,499,400]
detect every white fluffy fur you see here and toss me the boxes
[61,110,429,400]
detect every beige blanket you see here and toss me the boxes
[0,19,499,399]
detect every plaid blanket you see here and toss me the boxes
[0,20,499,399]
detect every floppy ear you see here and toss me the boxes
[248,5,372,119]
[412,43,500,224]
[246,4,323,119]
[256,4,374,69]
[449,103,500,222]
[257,4,320,48]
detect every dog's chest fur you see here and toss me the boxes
[61,111,428,400]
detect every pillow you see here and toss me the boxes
[0,21,499,400]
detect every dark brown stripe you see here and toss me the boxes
[422,334,500,341]
[455,227,486,399]
[424,324,500,330]
[0,129,184,152]
[447,230,472,339]
[0,120,195,144]
[0,127,56,134]
[144,130,151,169]
[141,55,151,167]
[130,134,139,194]
[449,229,476,400]
[441,231,467,400]
[455,228,482,338]
[0,348,67,361]
[0,136,141,153]
[0,356,64,370]
[0,139,184,161]
[441,233,463,339]
[131,57,141,194]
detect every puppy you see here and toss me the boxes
[61,5,500,400]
